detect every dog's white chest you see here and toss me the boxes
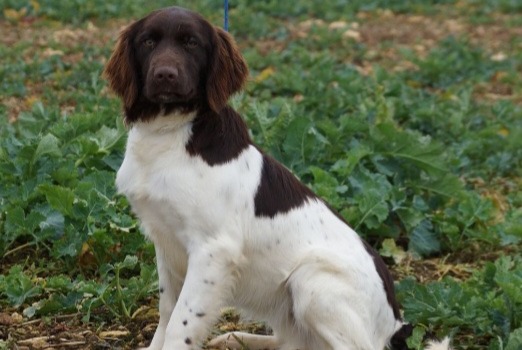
[116,115,263,247]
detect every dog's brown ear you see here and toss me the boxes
[206,28,249,113]
[103,22,140,110]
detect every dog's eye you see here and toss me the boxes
[144,39,155,48]
[184,37,198,49]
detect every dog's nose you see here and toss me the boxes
[154,66,178,83]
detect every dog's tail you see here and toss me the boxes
[389,323,453,350]
[424,338,452,350]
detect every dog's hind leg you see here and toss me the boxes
[207,332,278,350]
[286,255,397,350]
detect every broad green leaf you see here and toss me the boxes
[414,174,464,199]
[4,266,42,307]
[51,162,79,187]
[92,126,125,154]
[38,184,75,217]
[117,255,139,270]
[494,257,522,304]
[348,167,392,229]
[23,305,38,318]
[39,210,65,236]
[349,166,392,196]
[500,210,522,245]
[4,206,26,236]
[282,116,312,165]
[0,144,7,160]
[3,207,44,249]
[506,328,522,350]
[23,291,83,318]
[406,326,425,350]
[78,171,116,199]
[371,123,448,176]
[458,194,494,226]
[309,166,342,205]
[46,275,73,291]
[52,227,84,258]
[33,133,61,162]
[409,220,440,255]
[331,145,372,177]
[396,207,424,231]
[25,211,46,234]
[355,188,390,229]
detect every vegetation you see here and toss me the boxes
[0,0,521,349]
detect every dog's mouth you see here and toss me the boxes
[148,89,194,104]
[155,93,182,103]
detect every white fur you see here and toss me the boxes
[426,338,452,350]
[117,111,448,350]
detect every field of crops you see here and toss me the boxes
[1,0,521,349]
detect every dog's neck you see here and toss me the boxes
[186,105,252,166]
[130,110,198,135]
[124,97,201,125]
[127,105,252,167]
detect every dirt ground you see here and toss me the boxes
[2,249,507,349]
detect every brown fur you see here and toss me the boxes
[206,28,249,112]
[103,22,141,112]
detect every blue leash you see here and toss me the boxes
[224,0,229,31]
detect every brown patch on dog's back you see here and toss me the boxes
[254,155,316,218]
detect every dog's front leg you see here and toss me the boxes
[144,245,186,350]
[162,239,242,350]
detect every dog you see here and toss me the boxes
[104,6,452,350]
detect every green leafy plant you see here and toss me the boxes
[397,256,522,349]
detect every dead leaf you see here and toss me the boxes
[131,305,159,320]
[30,0,40,13]
[78,242,97,269]
[11,312,23,323]
[4,8,27,22]
[491,52,507,61]
[328,21,349,31]
[99,330,130,339]
[18,336,50,348]
[379,238,407,264]
[255,67,275,83]
[497,128,509,137]
[293,94,304,103]
[0,313,13,325]
[42,48,64,58]
[53,28,80,43]
[342,29,361,41]
[298,19,325,32]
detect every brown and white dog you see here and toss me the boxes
[104,6,452,350]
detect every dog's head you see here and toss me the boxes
[104,7,248,123]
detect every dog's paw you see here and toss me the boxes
[207,332,278,350]
[207,333,242,350]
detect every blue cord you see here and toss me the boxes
[224,0,229,31]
